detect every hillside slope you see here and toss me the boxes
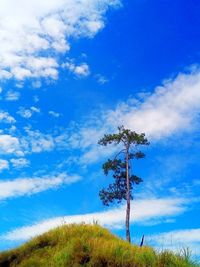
[0,224,199,267]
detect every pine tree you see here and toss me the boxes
[98,126,149,242]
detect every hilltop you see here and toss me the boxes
[0,224,199,267]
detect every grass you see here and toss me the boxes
[0,224,199,267]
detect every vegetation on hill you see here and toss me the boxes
[0,224,199,267]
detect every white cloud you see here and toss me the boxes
[15,68,200,164]
[95,74,109,84]
[0,0,121,81]
[0,172,81,202]
[32,81,42,89]
[0,134,22,155]
[147,228,200,256]
[4,127,66,156]
[0,159,9,172]
[49,111,61,118]
[30,107,40,113]
[5,90,20,101]
[64,61,90,77]
[54,125,116,165]
[65,68,200,164]
[0,70,12,80]
[1,197,187,241]
[10,158,29,169]
[0,111,15,123]
[17,109,32,119]
[74,64,90,77]
[22,128,54,153]
[108,68,200,140]
[8,125,17,133]
[17,106,40,119]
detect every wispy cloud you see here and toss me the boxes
[1,197,187,241]
[95,74,109,84]
[10,158,30,169]
[49,111,61,118]
[5,91,20,101]
[64,68,200,164]
[22,128,55,153]
[3,68,199,163]
[103,68,200,140]
[0,172,81,201]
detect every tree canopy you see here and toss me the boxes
[98,125,149,242]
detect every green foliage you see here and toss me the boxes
[98,126,149,207]
[0,224,199,267]
[98,125,149,147]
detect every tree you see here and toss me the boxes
[98,126,149,242]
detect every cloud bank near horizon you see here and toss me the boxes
[147,228,200,256]
[1,197,187,241]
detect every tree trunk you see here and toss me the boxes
[125,148,131,243]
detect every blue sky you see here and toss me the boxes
[0,0,200,256]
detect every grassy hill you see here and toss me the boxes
[0,224,199,267]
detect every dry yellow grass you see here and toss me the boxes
[0,224,199,267]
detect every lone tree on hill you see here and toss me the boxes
[98,126,149,243]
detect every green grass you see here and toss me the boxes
[0,224,199,267]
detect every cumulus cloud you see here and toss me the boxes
[10,158,30,169]
[64,61,90,77]
[0,172,81,202]
[17,106,40,119]
[49,111,61,118]
[0,159,9,172]
[5,90,20,101]
[0,111,15,123]
[0,127,66,156]
[0,134,22,155]
[1,197,187,241]
[0,0,121,82]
